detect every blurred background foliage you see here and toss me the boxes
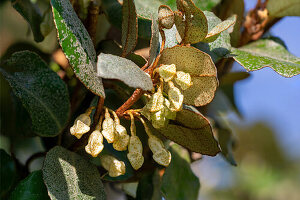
[0,0,300,199]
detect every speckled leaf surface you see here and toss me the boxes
[51,0,105,97]
[11,0,44,42]
[159,107,220,155]
[194,11,232,63]
[43,146,106,200]
[9,170,50,200]
[149,18,160,65]
[159,46,218,106]
[232,39,300,77]
[176,0,208,44]
[0,51,70,137]
[121,0,138,56]
[161,24,180,48]
[267,0,300,17]
[97,53,153,91]
[203,14,236,43]
[161,144,200,200]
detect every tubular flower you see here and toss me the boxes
[100,155,126,177]
[175,71,193,90]
[102,108,115,143]
[70,107,94,139]
[85,130,104,157]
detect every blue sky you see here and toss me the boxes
[233,1,300,159]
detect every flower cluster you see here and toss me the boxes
[142,64,192,129]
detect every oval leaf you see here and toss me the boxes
[232,39,300,77]
[51,0,105,97]
[161,144,200,200]
[43,146,106,200]
[9,170,50,200]
[159,46,218,106]
[159,108,220,155]
[149,18,160,65]
[122,0,138,57]
[267,0,300,17]
[97,53,153,91]
[176,0,208,44]
[0,51,70,137]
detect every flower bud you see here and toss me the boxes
[153,149,171,167]
[102,109,115,143]
[101,155,126,177]
[148,135,164,154]
[70,113,91,139]
[146,88,165,112]
[175,71,193,90]
[151,110,168,129]
[158,64,176,82]
[113,124,130,151]
[168,82,183,111]
[128,136,143,153]
[158,5,175,29]
[127,152,144,170]
[85,130,104,157]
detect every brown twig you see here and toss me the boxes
[93,96,105,125]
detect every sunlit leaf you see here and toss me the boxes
[161,144,200,200]
[0,51,70,137]
[175,0,208,44]
[9,170,50,200]
[122,0,138,56]
[232,39,300,77]
[43,146,106,200]
[159,46,218,106]
[267,0,300,17]
[159,107,220,155]
[11,0,44,42]
[51,0,105,97]
[97,53,153,91]
[0,149,17,198]
[149,18,160,65]
[203,15,236,43]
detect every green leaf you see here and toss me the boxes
[122,0,138,56]
[194,11,232,63]
[0,51,70,137]
[159,107,220,155]
[159,46,218,106]
[202,15,236,43]
[51,0,105,97]
[267,0,300,17]
[161,144,200,200]
[43,146,106,200]
[0,149,17,198]
[11,0,44,42]
[97,53,153,90]
[149,18,160,65]
[232,39,300,77]
[9,170,50,200]
[175,0,208,44]
[136,173,155,200]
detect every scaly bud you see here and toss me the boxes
[70,113,91,139]
[168,81,183,111]
[175,71,193,90]
[102,108,115,143]
[101,155,126,177]
[158,64,176,82]
[85,130,104,157]
[113,124,130,151]
[145,87,164,112]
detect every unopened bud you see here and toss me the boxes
[158,64,176,82]
[70,113,91,139]
[128,136,143,153]
[175,71,193,90]
[85,130,104,157]
[102,109,115,143]
[158,5,175,29]
[151,110,168,129]
[127,152,144,170]
[148,135,164,154]
[113,125,129,151]
[101,155,126,177]
[146,88,164,112]
[168,82,183,111]
[153,149,171,167]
